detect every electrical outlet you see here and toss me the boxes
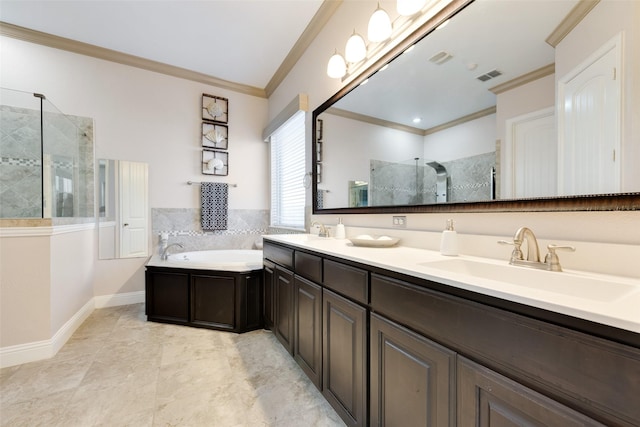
[392,216,407,228]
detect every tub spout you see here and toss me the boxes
[161,243,184,260]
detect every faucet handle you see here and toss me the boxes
[544,244,576,272]
[498,240,524,261]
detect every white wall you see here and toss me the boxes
[423,114,496,161]
[321,113,424,207]
[269,0,640,251]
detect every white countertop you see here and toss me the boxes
[263,234,640,334]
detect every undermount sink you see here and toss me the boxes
[420,258,637,302]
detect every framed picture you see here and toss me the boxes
[202,122,228,149]
[202,149,229,176]
[202,94,228,123]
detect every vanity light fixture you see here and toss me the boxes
[397,0,426,16]
[327,49,347,78]
[368,3,392,42]
[345,30,367,63]
[326,0,433,79]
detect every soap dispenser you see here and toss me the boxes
[440,219,458,256]
[335,218,346,239]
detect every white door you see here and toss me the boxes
[119,161,148,258]
[557,34,621,196]
[504,108,556,198]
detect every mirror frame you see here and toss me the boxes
[312,0,640,214]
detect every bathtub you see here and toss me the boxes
[146,249,263,272]
[145,249,264,333]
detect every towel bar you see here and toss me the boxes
[187,181,237,187]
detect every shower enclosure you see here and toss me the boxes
[0,88,94,221]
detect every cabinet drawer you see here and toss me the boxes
[324,259,368,304]
[263,242,294,269]
[295,251,322,283]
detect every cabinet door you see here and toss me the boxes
[274,266,295,355]
[323,289,367,427]
[370,313,455,427]
[146,270,189,323]
[458,356,605,427]
[263,261,275,329]
[294,275,322,389]
[191,274,236,331]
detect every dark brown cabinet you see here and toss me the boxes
[294,275,322,389]
[146,270,189,323]
[457,357,604,427]
[191,274,235,330]
[323,288,367,427]
[263,239,640,427]
[263,260,275,329]
[370,313,455,427]
[145,267,262,333]
[274,265,295,355]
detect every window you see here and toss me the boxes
[270,110,306,229]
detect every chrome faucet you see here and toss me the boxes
[499,227,575,272]
[311,221,329,237]
[161,243,184,260]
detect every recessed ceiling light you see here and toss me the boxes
[412,117,422,123]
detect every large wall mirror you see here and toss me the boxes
[98,159,149,259]
[312,0,639,214]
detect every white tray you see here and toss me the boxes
[348,235,400,248]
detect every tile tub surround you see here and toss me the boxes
[152,208,269,253]
[0,304,345,426]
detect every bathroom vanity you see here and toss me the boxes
[262,235,639,427]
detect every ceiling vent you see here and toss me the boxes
[476,69,502,82]
[428,51,453,65]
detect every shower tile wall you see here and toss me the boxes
[369,152,496,205]
[0,106,42,217]
[152,208,269,253]
[0,105,94,220]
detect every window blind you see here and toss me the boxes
[270,110,305,229]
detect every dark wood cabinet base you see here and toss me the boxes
[146,266,263,334]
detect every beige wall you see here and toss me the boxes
[49,228,95,335]
[0,234,51,347]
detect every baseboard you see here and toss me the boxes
[94,291,145,308]
[0,291,145,368]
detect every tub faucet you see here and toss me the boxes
[499,227,575,271]
[161,243,184,260]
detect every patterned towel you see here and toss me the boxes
[201,182,228,230]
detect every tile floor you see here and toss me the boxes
[0,304,345,427]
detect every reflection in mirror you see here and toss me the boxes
[98,159,149,259]
[313,0,640,213]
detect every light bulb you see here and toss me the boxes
[368,6,392,42]
[397,0,426,16]
[327,50,347,78]
[345,31,367,63]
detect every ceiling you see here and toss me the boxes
[0,0,325,92]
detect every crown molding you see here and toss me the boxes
[545,0,600,47]
[265,0,342,97]
[0,21,267,98]
[326,107,425,136]
[489,63,555,95]
[423,106,496,135]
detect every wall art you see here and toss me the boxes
[202,94,228,124]
[202,149,229,176]
[202,122,228,149]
